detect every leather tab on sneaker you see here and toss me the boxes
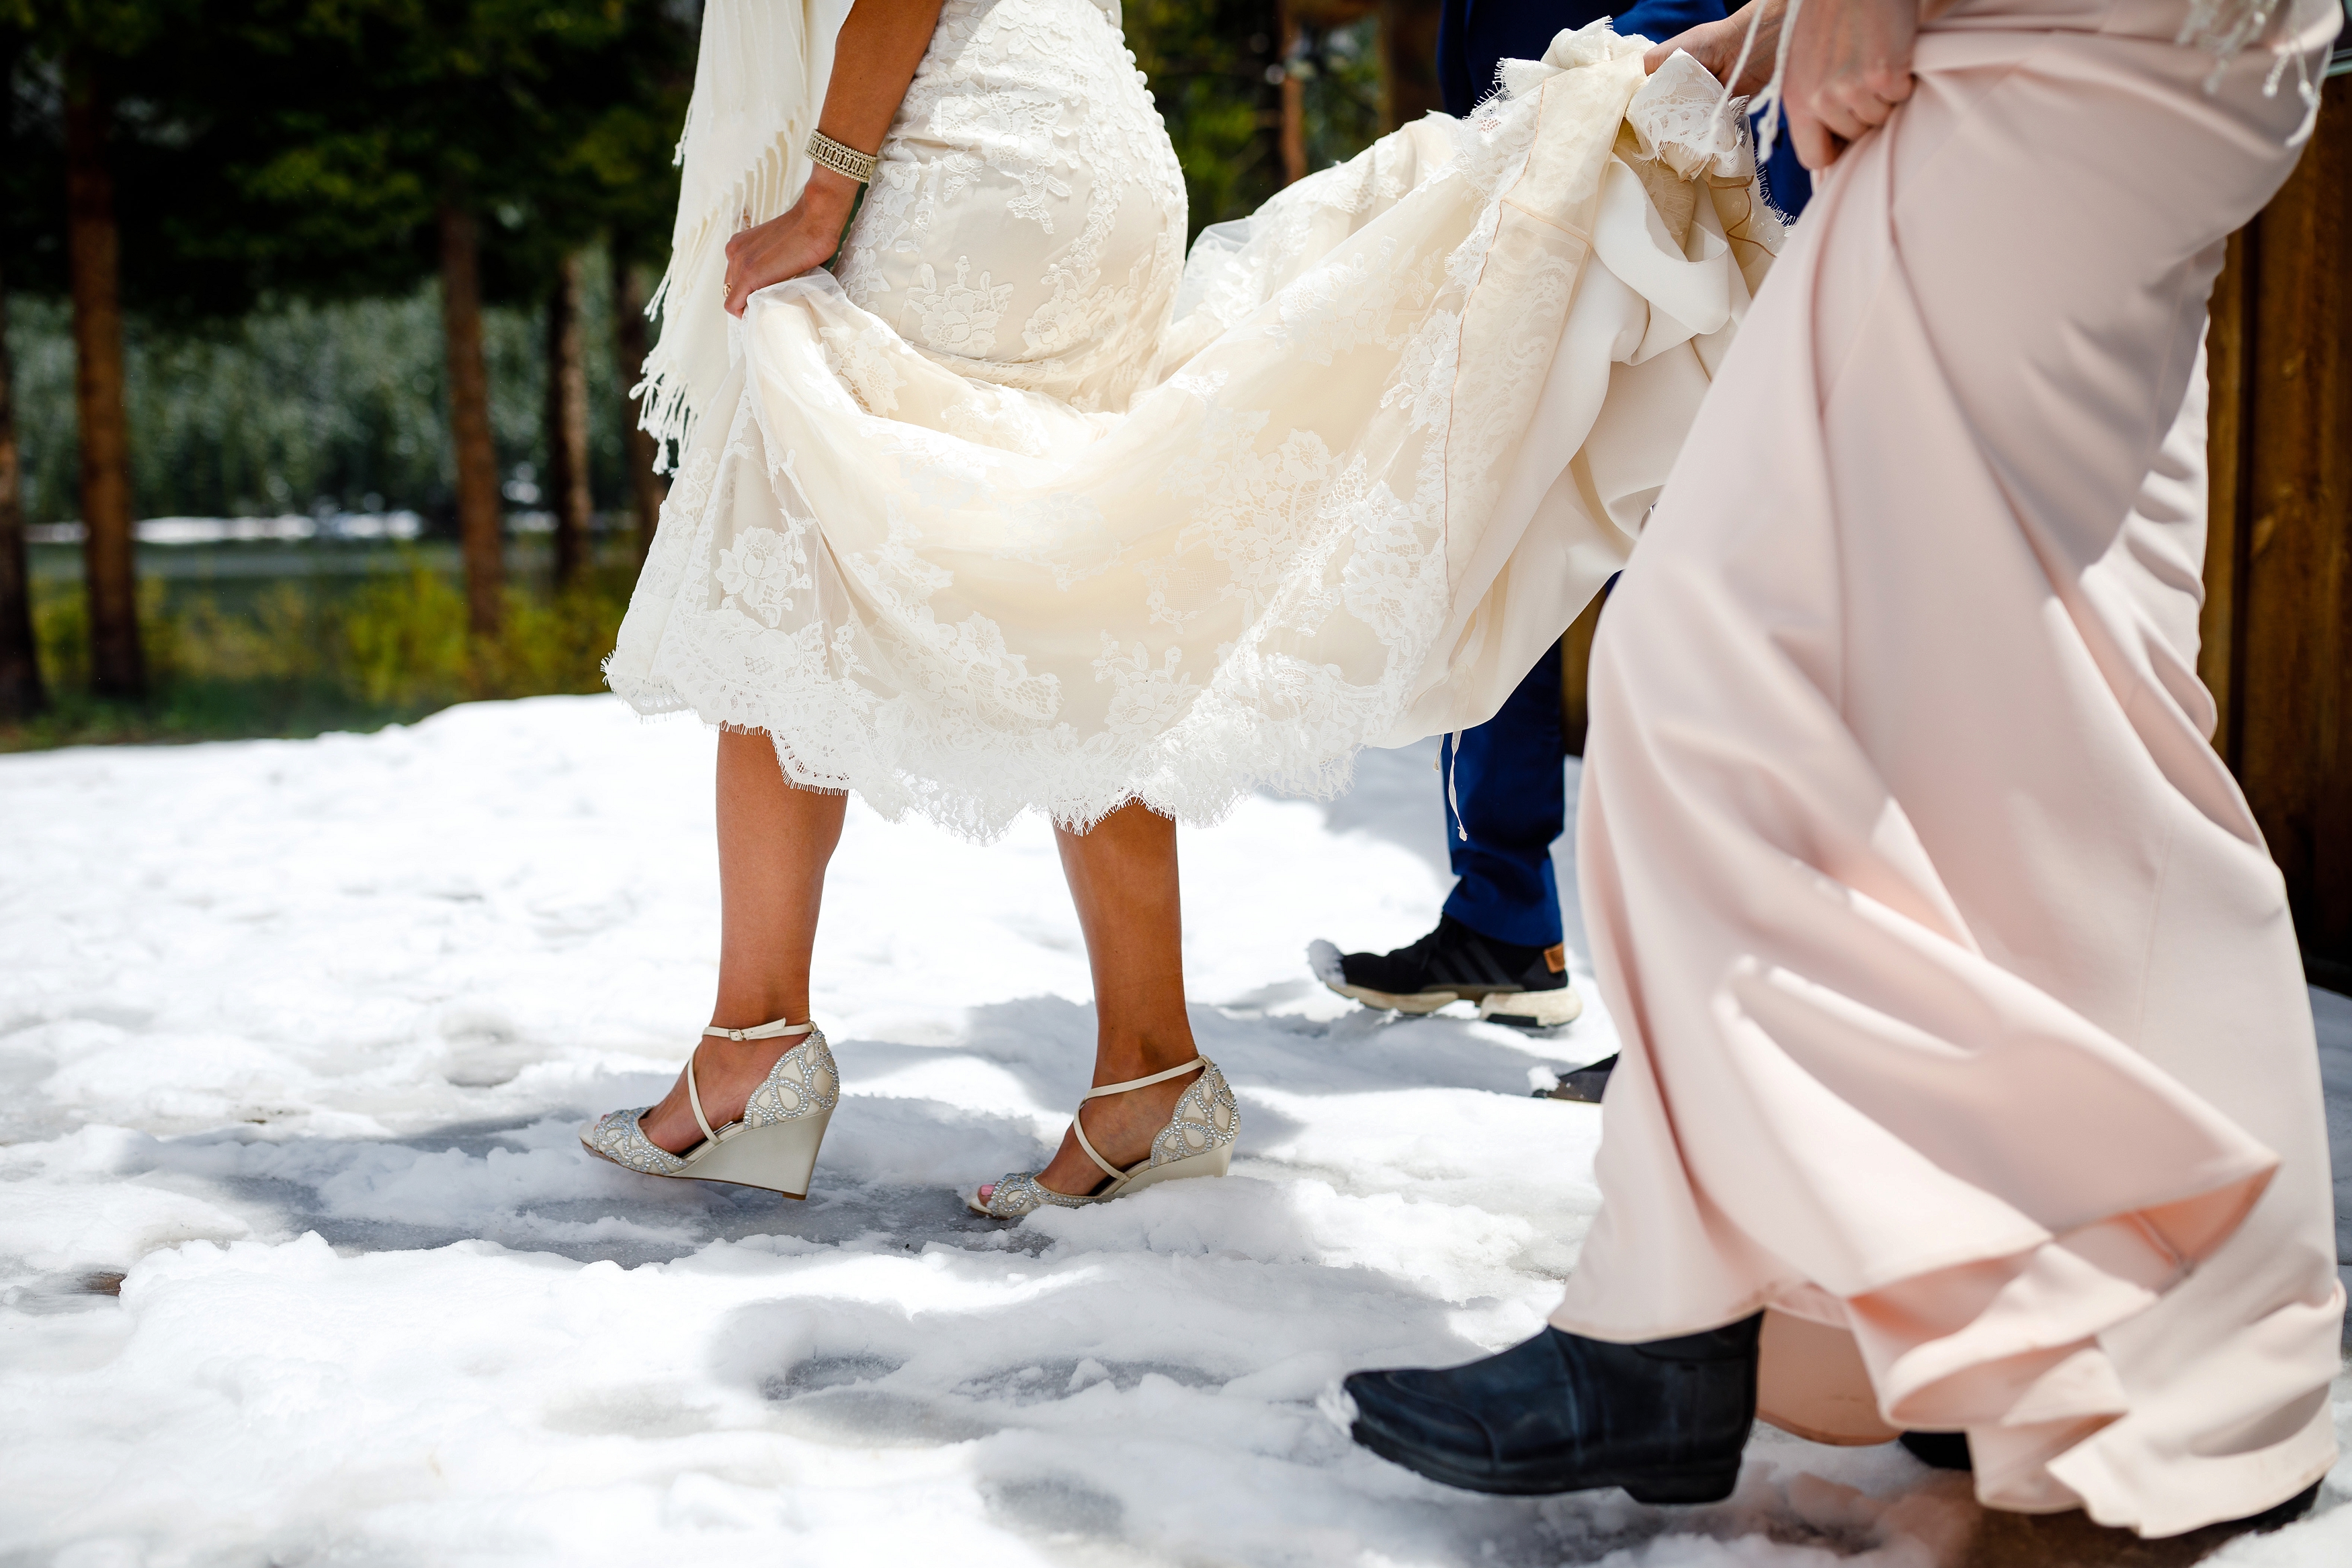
[1544,944,1567,974]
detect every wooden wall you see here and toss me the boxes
[2202,71,2352,993]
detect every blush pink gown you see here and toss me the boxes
[1549,0,2345,1536]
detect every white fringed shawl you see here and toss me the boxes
[635,0,856,468]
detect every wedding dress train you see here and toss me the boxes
[608,7,1773,833]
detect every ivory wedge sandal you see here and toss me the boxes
[581,1018,839,1197]
[968,1056,1239,1219]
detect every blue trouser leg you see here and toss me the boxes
[1757,104,1814,220]
[1440,646,1566,948]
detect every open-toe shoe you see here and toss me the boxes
[581,1018,839,1197]
[968,1056,1238,1219]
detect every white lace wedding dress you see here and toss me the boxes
[607,7,1775,836]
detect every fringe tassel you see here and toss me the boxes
[2179,0,2329,144]
[1751,0,1806,170]
[632,137,801,470]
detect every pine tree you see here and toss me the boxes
[63,38,142,697]
[543,249,591,590]
[0,267,41,720]
[611,244,665,560]
[9,0,338,705]
[187,0,675,642]
[0,11,49,720]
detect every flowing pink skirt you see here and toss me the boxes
[1550,0,2344,1534]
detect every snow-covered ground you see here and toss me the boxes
[2,695,2345,1567]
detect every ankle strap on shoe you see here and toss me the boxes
[704,1018,816,1043]
[685,1019,818,1147]
[1081,1057,1206,1100]
[1070,1057,1210,1185]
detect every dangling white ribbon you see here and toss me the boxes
[1702,0,1806,169]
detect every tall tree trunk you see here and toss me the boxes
[439,204,504,640]
[544,251,593,590]
[65,54,144,701]
[1378,0,1443,132]
[611,246,667,562]
[0,273,46,720]
[1248,1,1283,202]
[1278,2,1306,185]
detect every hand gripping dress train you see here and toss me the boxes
[607,9,1778,833]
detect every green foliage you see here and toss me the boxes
[2,1,692,312]
[1128,0,1285,236]
[336,568,471,708]
[5,255,630,526]
[1127,3,1387,238]
[194,0,693,302]
[7,550,633,748]
[335,565,631,709]
[1298,19,1383,173]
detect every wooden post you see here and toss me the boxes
[1279,1,1308,185]
[65,52,144,701]
[0,271,44,720]
[1558,584,1607,758]
[1378,0,1443,132]
[2201,226,2251,760]
[439,204,505,640]
[544,251,593,591]
[2199,74,2352,991]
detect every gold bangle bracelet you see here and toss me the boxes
[806,129,879,185]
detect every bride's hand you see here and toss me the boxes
[722,168,862,316]
[1783,0,1917,171]
[1643,1,1786,96]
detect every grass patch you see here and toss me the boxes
[4,558,634,751]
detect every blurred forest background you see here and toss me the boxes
[0,0,1433,749]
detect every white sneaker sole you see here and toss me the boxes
[1476,988,1583,1027]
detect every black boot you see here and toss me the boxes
[1898,1430,1972,1471]
[1538,1053,1618,1103]
[1344,1315,1761,1500]
[1316,914,1581,1028]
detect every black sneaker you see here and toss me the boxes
[1344,1317,1761,1499]
[1309,914,1581,1029]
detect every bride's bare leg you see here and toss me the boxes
[991,801,1204,1199]
[639,728,847,1155]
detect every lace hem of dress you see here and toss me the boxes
[607,20,1711,842]
[605,388,1429,840]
